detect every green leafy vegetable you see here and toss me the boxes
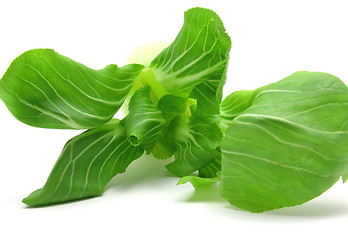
[22,119,143,206]
[0,49,144,129]
[122,85,165,152]
[151,7,231,117]
[1,7,348,213]
[220,71,348,212]
[198,152,221,178]
[177,174,220,188]
[166,114,222,177]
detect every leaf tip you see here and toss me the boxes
[21,188,43,207]
[176,177,189,186]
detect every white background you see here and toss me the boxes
[0,0,348,239]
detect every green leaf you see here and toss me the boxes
[151,95,187,159]
[220,71,348,212]
[198,150,221,178]
[189,75,227,116]
[123,86,165,152]
[177,175,219,188]
[0,49,144,129]
[166,114,223,177]
[150,7,231,98]
[342,173,348,183]
[121,7,232,163]
[157,94,187,121]
[150,126,177,160]
[22,119,144,206]
[219,89,263,134]
[153,92,223,174]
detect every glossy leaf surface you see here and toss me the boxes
[151,8,231,99]
[22,119,144,206]
[0,49,144,129]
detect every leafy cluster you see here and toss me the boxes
[1,8,348,213]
